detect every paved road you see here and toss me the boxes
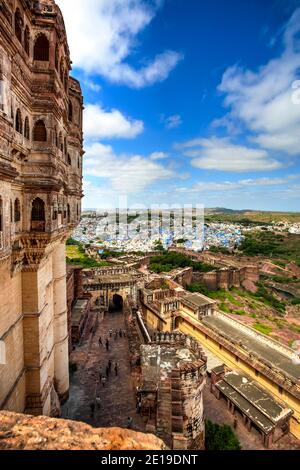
[62,310,145,432]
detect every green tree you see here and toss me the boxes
[205,420,241,450]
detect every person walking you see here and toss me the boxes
[119,329,122,338]
[98,336,102,347]
[99,367,103,382]
[114,362,118,376]
[136,401,142,415]
[109,329,113,338]
[105,339,109,351]
[127,417,133,429]
[114,332,117,341]
[123,330,126,338]
[90,402,95,418]
[101,376,107,387]
[96,396,101,410]
[106,365,110,378]
[108,359,112,371]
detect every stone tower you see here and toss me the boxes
[140,332,207,450]
[0,0,83,416]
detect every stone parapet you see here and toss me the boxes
[0,411,166,450]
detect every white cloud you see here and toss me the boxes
[217,7,300,155]
[164,114,183,129]
[176,174,300,193]
[176,137,282,172]
[84,104,144,140]
[149,151,169,161]
[57,0,183,88]
[84,142,175,193]
[83,79,102,93]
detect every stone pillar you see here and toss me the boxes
[52,241,69,402]
[22,268,52,416]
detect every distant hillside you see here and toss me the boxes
[205,208,300,223]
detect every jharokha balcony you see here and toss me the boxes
[30,220,46,232]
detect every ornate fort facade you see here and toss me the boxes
[0,0,83,416]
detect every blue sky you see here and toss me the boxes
[57,0,300,211]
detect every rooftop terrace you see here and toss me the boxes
[203,315,300,382]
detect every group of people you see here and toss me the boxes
[99,358,119,387]
[89,324,127,421]
[98,328,126,352]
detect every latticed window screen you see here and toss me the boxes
[24,26,30,55]
[34,35,49,61]
[33,120,47,142]
[16,109,22,134]
[15,10,23,45]
[14,199,21,222]
[31,198,45,221]
[24,117,30,139]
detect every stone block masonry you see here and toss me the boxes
[0,0,83,416]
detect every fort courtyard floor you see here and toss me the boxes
[62,309,300,450]
[62,309,145,432]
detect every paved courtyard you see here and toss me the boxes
[62,309,145,432]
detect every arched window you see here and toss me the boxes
[14,199,21,222]
[55,44,59,70]
[59,132,63,152]
[67,154,71,165]
[24,26,30,55]
[64,73,68,92]
[24,117,30,139]
[15,9,23,45]
[31,198,45,231]
[52,201,58,221]
[33,34,49,61]
[15,109,22,134]
[54,127,58,147]
[33,120,47,142]
[60,58,64,82]
[68,101,73,122]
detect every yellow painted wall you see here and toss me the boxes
[176,316,300,439]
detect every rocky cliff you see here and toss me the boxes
[0,412,166,450]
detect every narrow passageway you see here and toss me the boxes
[62,308,145,432]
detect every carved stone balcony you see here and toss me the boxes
[30,221,46,232]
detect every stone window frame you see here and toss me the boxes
[33,33,50,62]
[30,197,46,232]
[68,100,73,122]
[15,108,22,134]
[14,8,23,45]
[24,116,30,140]
[33,119,47,142]
[24,25,30,56]
[55,44,59,70]
[14,198,21,223]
